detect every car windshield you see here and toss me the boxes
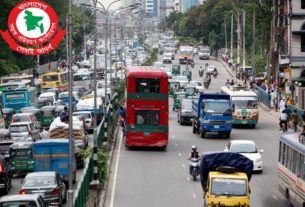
[230,143,258,153]
[0,201,38,207]
[10,125,28,133]
[211,178,247,196]
[74,113,90,119]
[190,82,201,86]
[23,175,56,187]
[13,115,29,122]
[181,100,192,109]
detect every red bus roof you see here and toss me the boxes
[126,66,168,79]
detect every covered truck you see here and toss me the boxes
[76,94,104,123]
[48,116,88,168]
[200,152,253,207]
[192,93,232,138]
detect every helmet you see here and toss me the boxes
[192,145,197,150]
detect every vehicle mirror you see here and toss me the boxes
[260,149,264,153]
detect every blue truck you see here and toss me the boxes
[192,93,232,138]
[32,139,76,183]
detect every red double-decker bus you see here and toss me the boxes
[125,66,168,148]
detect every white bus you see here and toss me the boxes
[73,69,93,90]
[220,85,259,128]
[278,133,305,207]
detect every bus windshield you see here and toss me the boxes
[136,78,160,93]
[232,96,257,109]
[211,178,247,196]
[43,75,59,82]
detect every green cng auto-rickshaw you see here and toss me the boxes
[182,70,192,81]
[2,108,14,129]
[9,141,34,174]
[172,64,181,75]
[169,81,180,96]
[173,91,186,111]
[41,106,56,129]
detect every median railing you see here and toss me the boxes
[73,157,93,207]
[253,84,271,108]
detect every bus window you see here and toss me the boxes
[136,78,160,93]
[60,74,68,84]
[135,110,159,125]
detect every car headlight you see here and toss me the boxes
[256,158,262,163]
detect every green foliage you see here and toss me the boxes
[82,147,108,184]
[141,48,159,66]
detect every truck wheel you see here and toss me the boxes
[200,130,205,138]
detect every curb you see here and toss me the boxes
[99,119,119,207]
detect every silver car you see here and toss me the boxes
[0,194,46,207]
[20,171,66,206]
[9,122,40,142]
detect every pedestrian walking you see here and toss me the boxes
[290,110,298,132]
[120,118,126,139]
[279,98,286,113]
[270,90,275,108]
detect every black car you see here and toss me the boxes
[0,154,12,195]
[177,99,195,125]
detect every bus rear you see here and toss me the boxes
[125,67,168,148]
[41,71,68,91]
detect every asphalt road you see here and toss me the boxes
[7,133,93,204]
[107,54,289,207]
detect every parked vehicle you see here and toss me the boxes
[0,194,46,207]
[9,122,40,142]
[178,99,195,125]
[9,141,34,174]
[20,171,66,206]
[224,140,264,172]
[192,94,232,138]
[33,139,76,183]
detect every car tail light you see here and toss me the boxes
[10,118,13,124]
[28,131,32,137]
[51,188,60,195]
[19,189,26,195]
[0,164,3,173]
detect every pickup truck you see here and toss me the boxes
[192,94,232,138]
[200,152,253,207]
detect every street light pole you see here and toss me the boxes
[67,0,73,205]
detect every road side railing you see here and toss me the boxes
[253,84,271,108]
[73,157,93,207]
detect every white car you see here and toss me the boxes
[175,75,189,88]
[224,140,264,172]
[160,66,172,79]
[189,81,204,92]
[163,54,172,64]
[206,64,217,75]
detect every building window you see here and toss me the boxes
[302,0,305,9]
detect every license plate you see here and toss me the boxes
[214,125,219,129]
[242,120,247,124]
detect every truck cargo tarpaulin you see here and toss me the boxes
[199,152,253,190]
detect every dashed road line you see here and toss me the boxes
[187,177,191,182]
[192,193,197,199]
[182,163,186,168]
[175,143,178,147]
[178,152,182,157]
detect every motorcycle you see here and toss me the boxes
[213,71,218,79]
[189,158,200,181]
[191,62,195,68]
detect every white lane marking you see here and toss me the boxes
[175,143,178,147]
[109,132,123,207]
[172,135,175,139]
[272,195,278,200]
[170,128,172,132]
[182,163,186,168]
[178,153,182,157]
[187,177,191,182]
[192,193,197,199]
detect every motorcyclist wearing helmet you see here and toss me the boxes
[188,145,200,174]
